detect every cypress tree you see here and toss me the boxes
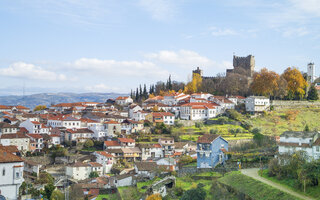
[307,85,319,100]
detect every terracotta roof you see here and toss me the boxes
[104,140,121,147]
[0,145,19,153]
[153,143,162,148]
[0,149,23,163]
[313,138,320,146]
[95,151,113,158]
[135,161,157,171]
[116,96,129,100]
[89,162,103,167]
[1,133,28,139]
[279,142,310,148]
[0,122,18,129]
[197,134,220,144]
[152,112,174,117]
[66,128,94,134]
[220,148,227,153]
[27,134,43,139]
[181,102,217,109]
[118,138,135,143]
[70,162,90,167]
[31,121,40,124]
[0,105,10,109]
[104,120,119,124]
[80,118,99,123]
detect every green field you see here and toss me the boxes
[261,170,320,200]
[96,194,119,200]
[218,171,301,200]
[174,124,253,141]
[250,108,320,135]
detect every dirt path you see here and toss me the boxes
[241,168,314,200]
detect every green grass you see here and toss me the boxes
[137,178,161,193]
[195,171,222,177]
[249,108,320,135]
[175,123,253,141]
[261,169,320,199]
[96,194,119,200]
[218,171,301,200]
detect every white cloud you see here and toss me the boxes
[0,62,67,81]
[145,50,213,69]
[138,0,176,21]
[210,27,238,36]
[282,27,309,37]
[290,0,320,17]
[69,58,169,78]
[84,83,125,93]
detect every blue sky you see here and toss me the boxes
[0,0,319,95]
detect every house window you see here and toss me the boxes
[16,172,20,178]
[316,146,320,152]
[2,168,5,176]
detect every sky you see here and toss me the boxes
[0,0,320,96]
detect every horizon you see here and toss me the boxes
[1,0,319,96]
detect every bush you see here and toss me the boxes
[84,139,94,148]
[195,122,204,129]
[226,109,242,121]
[89,171,99,178]
[210,129,218,134]
[180,183,206,200]
[217,117,228,125]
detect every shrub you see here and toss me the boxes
[226,109,242,121]
[210,128,218,134]
[84,139,94,148]
[217,117,228,125]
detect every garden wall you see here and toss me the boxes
[271,100,320,110]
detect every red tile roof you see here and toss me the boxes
[116,96,129,100]
[31,121,40,124]
[27,134,43,139]
[104,141,121,147]
[181,102,217,109]
[118,138,135,143]
[95,151,113,158]
[197,134,220,143]
[0,149,23,163]
[1,133,28,139]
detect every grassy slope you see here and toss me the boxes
[96,194,119,200]
[261,170,320,200]
[174,124,253,141]
[250,108,320,136]
[218,171,301,200]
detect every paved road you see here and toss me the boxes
[241,168,314,200]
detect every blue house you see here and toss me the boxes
[197,134,228,168]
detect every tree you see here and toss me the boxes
[34,105,47,111]
[281,67,308,99]
[250,68,280,97]
[184,73,202,94]
[37,172,54,184]
[84,139,94,148]
[89,171,99,178]
[180,183,206,200]
[304,124,310,132]
[69,184,84,200]
[307,85,319,100]
[146,194,162,200]
[179,155,194,166]
[43,183,56,199]
[50,189,64,200]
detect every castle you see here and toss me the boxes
[226,55,255,77]
[192,54,255,80]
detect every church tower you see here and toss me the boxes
[307,62,316,83]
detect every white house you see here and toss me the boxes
[93,151,114,174]
[115,96,133,106]
[163,93,190,106]
[180,103,218,120]
[245,96,270,113]
[128,105,142,118]
[139,143,163,160]
[152,112,175,125]
[66,162,103,180]
[20,120,50,134]
[210,96,235,111]
[0,134,30,152]
[0,150,24,200]
[132,110,150,122]
[278,131,320,160]
[0,122,18,136]
[65,128,94,143]
[47,116,81,129]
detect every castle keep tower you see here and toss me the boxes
[226,55,255,77]
[307,62,316,83]
[192,67,203,77]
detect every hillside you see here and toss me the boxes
[0,92,126,109]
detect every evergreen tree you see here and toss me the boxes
[143,84,148,99]
[149,85,152,95]
[307,85,319,100]
[135,88,139,102]
[168,75,172,90]
[139,84,143,99]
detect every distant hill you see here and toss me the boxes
[0,92,127,109]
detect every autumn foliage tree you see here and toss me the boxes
[281,67,308,99]
[250,68,280,97]
[184,73,202,94]
[33,105,47,111]
[146,194,162,200]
